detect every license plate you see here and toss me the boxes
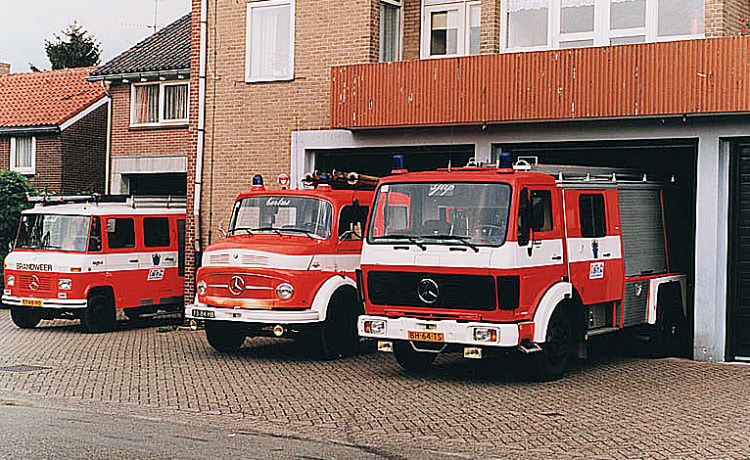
[21,299,43,307]
[408,331,444,342]
[192,309,215,319]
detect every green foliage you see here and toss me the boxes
[44,21,102,70]
[0,170,32,287]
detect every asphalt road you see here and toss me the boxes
[0,401,411,460]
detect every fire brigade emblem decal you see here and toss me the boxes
[417,278,440,304]
[29,275,40,291]
[228,276,245,296]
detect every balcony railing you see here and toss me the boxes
[331,37,750,129]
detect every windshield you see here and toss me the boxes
[230,196,333,239]
[368,182,512,247]
[15,214,91,252]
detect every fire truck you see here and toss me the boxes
[357,155,687,380]
[186,172,375,356]
[2,196,186,332]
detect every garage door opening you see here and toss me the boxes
[728,140,750,360]
[496,140,698,356]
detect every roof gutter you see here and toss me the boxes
[86,69,190,83]
[0,125,59,136]
[194,0,208,254]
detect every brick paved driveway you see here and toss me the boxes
[1,309,749,459]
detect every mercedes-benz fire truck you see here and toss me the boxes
[186,173,375,356]
[358,156,686,380]
[2,196,186,332]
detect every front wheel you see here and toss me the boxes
[393,341,437,373]
[319,290,362,358]
[205,321,246,353]
[10,307,41,329]
[82,294,116,333]
[531,308,573,381]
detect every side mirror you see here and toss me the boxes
[517,188,531,247]
[8,241,13,252]
[218,222,227,238]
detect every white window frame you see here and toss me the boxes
[10,136,36,176]
[245,0,295,83]
[501,0,704,53]
[129,81,190,128]
[420,0,481,59]
[380,0,403,62]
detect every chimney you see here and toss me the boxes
[0,62,10,75]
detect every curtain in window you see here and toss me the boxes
[164,84,188,120]
[250,4,291,79]
[134,85,159,124]
[507,0,549,12]
[15,137,33,169]
[507,0,549,47]
[561,0,594,6]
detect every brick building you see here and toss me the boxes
[88,14,191,196]
[188,0,750,362]
[0,67,108,194]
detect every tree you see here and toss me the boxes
[0,171,32,288]
[44,21,102,70]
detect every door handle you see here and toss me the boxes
[602,252,612,258]
[551,255,562,261]
[164,257,175,262]
[128,258,138,263]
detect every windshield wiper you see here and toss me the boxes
[251,227,283,236]
[420,234,479,253]
[275,228,316,239]
[373,235,426,251]
[228,227,254,236]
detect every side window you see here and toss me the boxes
[107,218,136,249]
[88,216,102,252]
[143,217,170,248]
[338,205,370,241]
[579,194,606,237]
[530,190,553,232]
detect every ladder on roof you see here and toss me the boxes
[512,156,675,185]
[28,194,187,209]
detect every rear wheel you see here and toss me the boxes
[319,290,361,358]
[205,321,246,353]
[10,307,41,329]
[82,294,116,333]
[531,307,573,381]
[393,341,436,373]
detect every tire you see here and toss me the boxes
[82,294,116,333]
[531,307,573,381]
[319,290,361,359]
[393,341,437,373]
[205,321,246,353]
[10,307,41,329]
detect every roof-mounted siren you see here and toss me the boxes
[252,174,265,191]
[391,154,407,174]
[316,172,332,191]
[277,173,291,190]
[496,151,514,174]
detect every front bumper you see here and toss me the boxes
[1,295,87,310]
[358,315,522,348]
[186,302,321,324]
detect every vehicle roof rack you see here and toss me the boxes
[512,156,673,185]
[28,194,187,209]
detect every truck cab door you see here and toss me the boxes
[140,217,173,302]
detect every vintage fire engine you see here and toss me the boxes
[186,172,375,355]
[2,196,186,332]
[358,156,687,379]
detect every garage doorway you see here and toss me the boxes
[728,140,750,360]
[126,173,187,196]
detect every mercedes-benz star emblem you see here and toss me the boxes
[228,276,245,296]
[417,278,440,304]
[29,275,40,291]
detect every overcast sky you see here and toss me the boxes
[0,0,190,73]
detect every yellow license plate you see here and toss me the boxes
[21,299,43,307]
[408,331,444,342]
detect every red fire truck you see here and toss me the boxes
[2,196,186,332]
[186,173,375,356]
[358,156,687,380]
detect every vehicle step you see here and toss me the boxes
[587,327,619,337]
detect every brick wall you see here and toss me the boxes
[403,0,422,60]
[0,134,63,193]
[185,0,202,302]
[706,0,750,37]
[109,82,191,160]
[60,104,107,194]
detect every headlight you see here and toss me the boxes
[197,280,207,295]
[58,279,72,290]
[6,275,14,287]
[276,283,293,300]
[364,320,386,335]
[472,327,498,343]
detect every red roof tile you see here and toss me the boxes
[0,67,107,129]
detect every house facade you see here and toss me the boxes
[0,67,108,194]
[187,0,750,362]
[88,14,191,196]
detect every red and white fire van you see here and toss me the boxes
[2,196,186,332]
[358,156,687,379]
[186,173,375,356]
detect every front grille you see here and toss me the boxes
[16,273,55,295]
[203,273,275,299]
[367,271,496,311]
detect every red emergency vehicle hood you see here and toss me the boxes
[201,234,336,271]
